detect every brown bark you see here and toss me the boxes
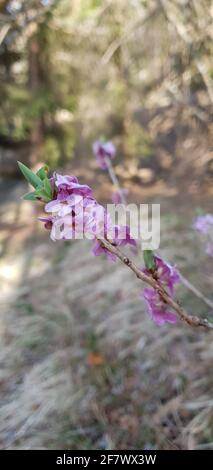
[97,236,213,330]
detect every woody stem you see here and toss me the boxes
[97,235,213,330]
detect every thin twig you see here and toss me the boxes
[179,273,213,311]
[97,235,213,330]
[105,156,127,204]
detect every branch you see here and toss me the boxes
[179,273,213,311]
[97,235,213,330]
[105,156,127,204]
[105,146,213,313]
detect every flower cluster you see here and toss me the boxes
[39,172,136,260]
[92,139,116,169]
[18,161,182,328]
[143,256,180,325]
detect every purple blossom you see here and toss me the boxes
[91,215,116,261]
[154,255,180,295]
[92,140,116,170]
[55,173,93,201]
[92,224,136,261]
[41,172,135,261]
[113,225,136,248]
[142,255,180,325]
[111,189,128,204]
[45,195,83,217]
[92,239,117,262]
[192,214,213,234]
[50,215,74,241]
[38,216,53,230]
[143,288,177,325]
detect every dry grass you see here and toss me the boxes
[0,184,212,450]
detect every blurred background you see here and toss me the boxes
[0,0,213,450]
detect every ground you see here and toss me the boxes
[0,177,212,450]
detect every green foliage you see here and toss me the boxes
[22,191,38,201]
[36,165,49,180]
[17,162,43,189]
[143,250,156,271]
[0,0,212,171]
[18,161,52,202]
[0,0,79,160]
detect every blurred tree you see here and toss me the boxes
[0,0,78,169]
[0,0,212,174]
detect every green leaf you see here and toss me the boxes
[36,165,49,180]
[143,250,156,271]
[22,191,37,201]
[34,187,52,202]
[17,161,42,189]
[43,177,52,198]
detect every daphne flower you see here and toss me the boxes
[143,255,180,295]
[143,288,177,325]
[50,215,73,241]
[41,172,136,260]
[90,209,114,259]
[113,225,136,248]
[38,216,53,230]
[142,255,180,325]
[55,173,93,201]
[92,140,116,170]
[45,194,83,217]
[192,214,213,234]
[55,174,78,188]
[92,239,117,262]
[92,223,136,260]
[154,255,180,294]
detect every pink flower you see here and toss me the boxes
[111,189,128,204]
[92,239,117,262]
[192,214,213,234]
[142,255,180,325]
[40,172,135,260]
[143,288,177,325]
[50,215,74,241]
[91,224,136,261]
[92,140,116,170]
[38,216,53,230]
[45,195,83,217]
[113,225,136,248]
[143,255,180,295]
[154,255,180,294]
[55,173,93,201]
